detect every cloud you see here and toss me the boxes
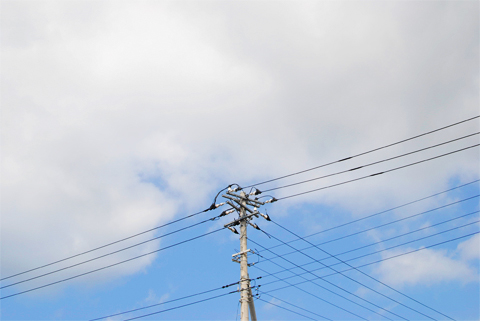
[457,233,480,261]
[263,297,281,311]
[374,245,478,287]
[145,289,170,304]
[1,0,478,290]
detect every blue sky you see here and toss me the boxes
[1,1,479,320]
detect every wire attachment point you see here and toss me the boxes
[228,226,239,234]
[265,197,278,204]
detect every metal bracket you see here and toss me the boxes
[224,211,259,228]
[232,249,252,257]
[226,201,241,212]
[223,194,259,213]
[227,191,265,205]
[226,191,265,206]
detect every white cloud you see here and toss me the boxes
[458,233,480,261]
[374,246,478,287]
[1,0,478,291]
[145,289,169,304]
[263,297,281,311]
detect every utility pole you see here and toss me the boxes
[221,187,276,321]
[239,193,253,321]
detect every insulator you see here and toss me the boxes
[207,203,217,211]
[220,209,235,217]
[265,197,278,204]
[249,188,262,196]
[228,226,239,234]
[215,202,225,208]
[260,213,271,221]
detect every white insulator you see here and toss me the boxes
[260,213,271,221]
[265,197,277,204]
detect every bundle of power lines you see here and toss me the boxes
[1,115,478,321]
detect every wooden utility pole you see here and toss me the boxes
[239,192,256,321]
[222,188,274,321]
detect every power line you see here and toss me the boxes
[6,117,476,284]
[258,292,334,321]
[0,228,225,300]
[249,239,406,320]
[259,231,480,316]
[258,224,479,320]
[0,208,215,282]
[4,116,479,320]
[351,230,480,271]
[260,224,480,288]
[250,236,415,321]
[1,214,222,289]
[277,143,479,200]
[265,179,479,251]
[263,194,479,254]
[245,115,479,189]
[253,263,393,320]
[326,212,479,258]
[89,280,245,321]
[263,210,479,263]
[270,220,455,321]
[256,297,319,321]
[258,263,370,321]
[262,132,479,193]
[122,290,237,321]
[328,220,480,274]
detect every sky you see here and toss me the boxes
[1,1,479,320]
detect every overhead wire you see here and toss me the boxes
[324,221,480,275]
[1,214,223,289]
[235,299,240,321]
[262,132,479,193]
[277,143,479,200]
[247,156,476,320]
[259,292,334,321]
[244,115,479,189]
[270,220,456,320]
[0,228,225,300]
[4,116,479,321]
[122,290,237,321]
[257,263,370,320]
[256,230,438,321]
[259,226,480,289]
[249,240,407,320]
[257,297,319,321]
[247,126,478,319]
[350,230,480,271]
[261,194,479,256]
[0,209,212,282]
[89,280,243,321]
[6,117,476,283]
[258,231,480,312]
[253,263,393,320]
[264,179,479,251]
[262,210,479,263]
